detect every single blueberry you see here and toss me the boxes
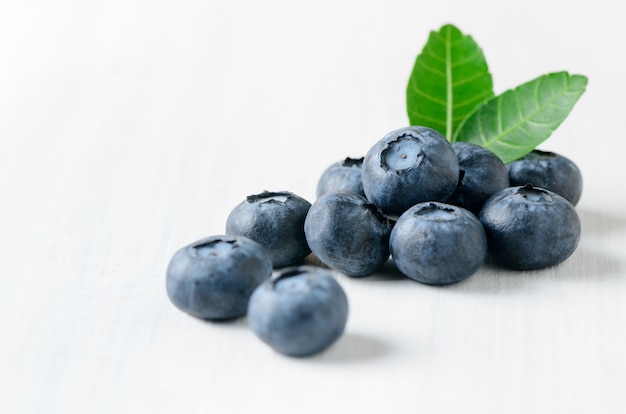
[166,235,272,320]
[225,191,311,268]
[361,126,459,215]
[247,266,349,357]
[390,202,487,285]
[507,149,583,205]
[316,157,365,198]
[304,191,392,277]
[479,184,581,270]
[448,142,509,214]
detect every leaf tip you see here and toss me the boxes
[570,73,589,89]
[439,23,460,31]
[552,71,588,90]
[438,23,462,38]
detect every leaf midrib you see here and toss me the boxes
[445,27,453,139]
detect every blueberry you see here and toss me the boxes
[448,142,509,214]
[316,157,365,198]
[479,184,581,270]
[304,191,392,277]
[507,149,583,205]
[225,191,311,268]
[166,235,272,320]
[362,126,459,215]
[390,202,487,285]
[247,266,349,357]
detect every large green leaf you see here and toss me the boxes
[454,72,588,163]
[406,24,493,139]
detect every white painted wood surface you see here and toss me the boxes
[2,1,625,413]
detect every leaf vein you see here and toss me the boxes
[450,50,481,67]
[453,91,493,108]
[445,27,453,138]
[452,71,489,87]
[415,59,446,77]
[424,45,447,63]
[477,109,487,147]
[409,85,448,106]
[407,110,447,127]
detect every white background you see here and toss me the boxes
[1,1,625,413]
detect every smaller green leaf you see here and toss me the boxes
[453,72,588,163]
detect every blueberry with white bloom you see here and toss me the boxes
[448,142,509,214]
[166,235,272,320]
[316,157,365,198]
[226,191,311,268]
[304,191,392,277]
[247,266,349,357]
[390,202,487,285]
[507,149,583,205]
[362,126,459,215]
[479,184,581,270]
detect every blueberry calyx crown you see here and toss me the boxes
[272,268,314,293]
[247,190,293,204]
[342,157,364,168]
[456,169,466,188]
[364,201,390,225]
[521,149,557,161]
[516,184,554,203]
[413,202,459,221]
[380,134,424,174]
[192,237,237,257]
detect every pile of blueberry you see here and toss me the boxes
[166,125,582,357]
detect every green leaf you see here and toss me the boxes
[453,72,588,163]
[406,24,494,140]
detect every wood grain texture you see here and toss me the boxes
[1,1,625,413]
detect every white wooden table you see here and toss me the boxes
[2,1,625,413]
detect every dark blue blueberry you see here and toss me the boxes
[166,235,272,320]
[507,149,583,205]
[362,126,459,215]
[316,157,365,198]
[448,142,509,214]
[247,266,349,357]
[479,184,581,270]
[304,191,392,277]
[390,202,487,285]
[225,191,311,268]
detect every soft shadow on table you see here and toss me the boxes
[314,332,391,364]
[446,207,626,294]
[303,253,407,282]
[451,245,623,294]
[198,316,250,330]
[361,259,406,282]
